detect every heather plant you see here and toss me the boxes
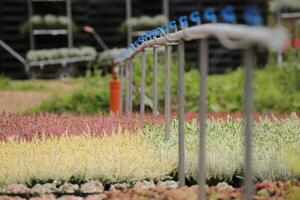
[143,115,300,182]
[0,114,299,186]
[0,131,176,186]
[0,113,161,141]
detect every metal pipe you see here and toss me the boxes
[119,65,124,113]
[163,0,169,21]
[0,40,27,67]
[66,0,73,48]
[92,32,108,51]
[125,61,130,112]
[276,3,283,66]
[27,0,35,50]
[243,47,254,200]
[178,40,185,187]
[0,39,29,74]
[153,47,158,117]
[140,50,146,117]
[116,24,287,64]
[128,60,133,112]
[198,39,209,200]
[165,45,171,141]
[126,0,132,46]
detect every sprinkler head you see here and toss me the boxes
[83,26,94,33]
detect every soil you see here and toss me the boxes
[39,80,80,91]
[0,91,50,114]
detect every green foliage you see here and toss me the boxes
[26,47,97,62]
[29,76,109,114]
[131,50,300,113]
[20,15,77,35]
[14,48,300,114]
[0,76,48,91]
[97,48,123,66]
[119,15,167,33]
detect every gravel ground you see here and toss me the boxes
[0,91,50,113]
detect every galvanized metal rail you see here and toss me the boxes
[28,56,95,68]
[115,23,288,200]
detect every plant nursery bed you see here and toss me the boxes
[0,180,299,200]
[0,112,299,200]
[0,113,297,141]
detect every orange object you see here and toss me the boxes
[109,78,120,113]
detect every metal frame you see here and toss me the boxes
[126,0,169,40]
[28,56,94,68]
[27,0,73,50]
[116,23,287,200]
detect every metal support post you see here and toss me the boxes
[27,0,35,49]
[140,50,146,117]
[125,61,130,112]
[126,0,132,45]
[119,65,124,113]
[276,5,283,66]
[163,0,169,21]
[165,45,171,140]
[178,40,185,187]
[244,47,254,200]
[198,39,208,200]
[153,47,158,117]
[66,0,73,48]
[128,60,133,112]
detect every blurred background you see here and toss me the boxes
[0,0,299,114]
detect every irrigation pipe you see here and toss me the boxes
[115,23,288,64]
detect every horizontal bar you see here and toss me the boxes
[116,24,288,64]
[33,29,69,35]
[32,0,66,2]
[281,12,300,18]
[28,56,94,67]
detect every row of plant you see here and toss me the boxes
[0,114,299,186]
[118,15,167,33]
[27,60,300,114]
[0,180,299,199]
[26,47,97,62]
[0,113,294,141]
[131,49,300,113]
[20,15,77,35]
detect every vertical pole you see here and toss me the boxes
[27,0,35,50]
[163,0,169,21]
[165,45,171,141]
[153,47,158,117]
[178,40,185,187]
[198,39,208,200]
[128,59,133,112]
[125,0,132,112]
[66,0,73,48]
[125,61,130,112]
[276,3,283,66]
[126,0,132,46]
[119,65,124,113]
[244,47,254,200]
[140,50,146,117]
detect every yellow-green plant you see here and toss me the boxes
[285,149,300,176]
[0,131,176,186]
